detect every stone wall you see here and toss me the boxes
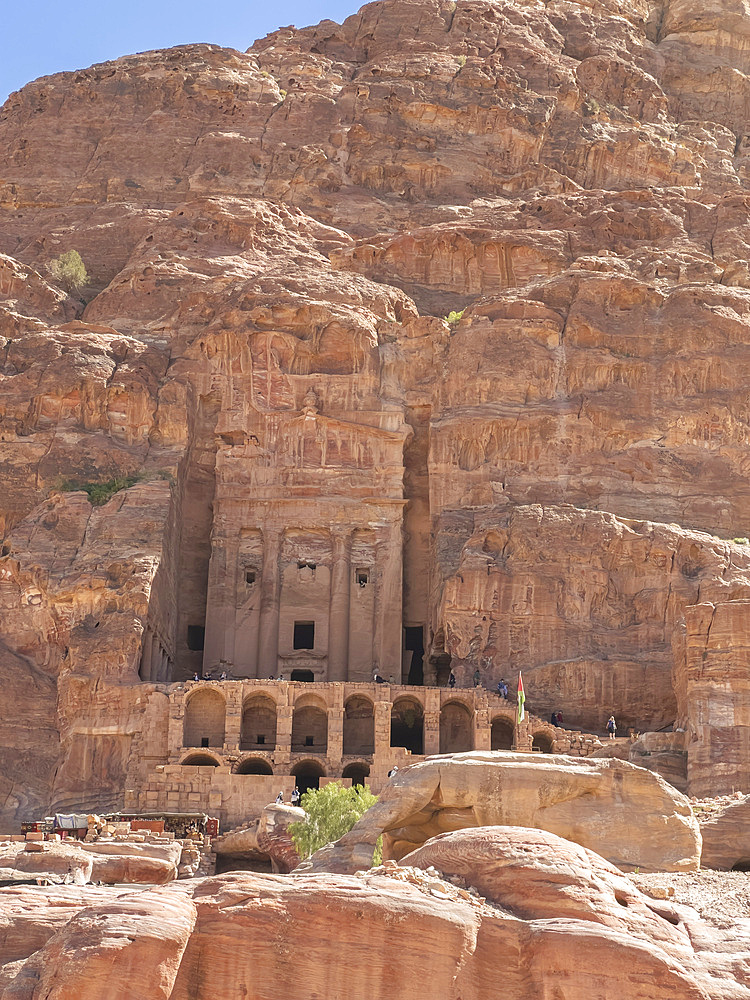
[114,678,605,829]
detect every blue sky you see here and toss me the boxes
[1,0,364,105]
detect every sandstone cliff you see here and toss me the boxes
[3,0,750,821]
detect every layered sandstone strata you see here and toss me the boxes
[0,838,183,885]
[1,828,748,999]
[3,0,750,823]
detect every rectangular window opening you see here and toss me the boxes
[305,735,314,746]
[245,569,257,585]
[257,734,265,745]
[294,621,315,650]
[187,625,205,651]
[201,737,209,748]
[356,568,369,587]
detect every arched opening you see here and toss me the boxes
[291,703,328,754]
[343,696,374,755]
[235,757,273,775]
[180,753,220,767]
[390,698,424,755]
[291,669,314,682]
[183,689,226,748]
[532,732,554,753]
[342,762,370,787]
[440,701,473,753]
[491,716,515,751]
[240,695,277,751]
[291,759,326,794]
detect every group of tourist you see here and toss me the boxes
[193,670,230,682]
[275,789,302,808]
[447,671,512,698]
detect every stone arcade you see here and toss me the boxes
[122,678,602,830]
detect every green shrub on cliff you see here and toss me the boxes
[444,308,465,326]
[58,474,142,505]
[289,781,379,861]
[57,469,174,506]
[48,250,88,294]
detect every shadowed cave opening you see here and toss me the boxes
[292,759,326,794]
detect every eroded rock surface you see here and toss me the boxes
[1,828,748,999]
[0,838,182,886]
[695,793,750,871]
[3,0,750,822]
[300,752,700,873]
[212,803,304,874]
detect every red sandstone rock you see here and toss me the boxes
[1,886,196,1000]
[2,830,750,999]
[696,794,750,870]
[300,752,700,874]
[2,0,750,825]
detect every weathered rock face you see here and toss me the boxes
[2,828,749,1000]
[0,884,132,991]
[674,600,750,797]
[3,0,750,822]
[212,802,304,874]
[300,752,701,874]
[696,793,750,871]
[1,886,197,1000]
[433,504,750,731]
[0,838,182,886]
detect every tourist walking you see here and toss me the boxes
[275,791,284,804]
[291,787,300,808]
[607,716,617,739]
[550,712,558,727]
[556,711,563,727]
[448,670,456,688]
[473,668,481,687]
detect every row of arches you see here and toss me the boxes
[182,689,542,756]
[183,691,378,755]
[179,754,370,794]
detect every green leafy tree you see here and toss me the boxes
[289,781,378,860]
[48,250,88,294]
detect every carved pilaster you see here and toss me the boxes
[257,527,282,678]
[328,530,352,682]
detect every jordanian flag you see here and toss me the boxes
[517,672,525,724]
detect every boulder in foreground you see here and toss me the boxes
[301,752,701,874]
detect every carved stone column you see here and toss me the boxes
[374,699,392,760]
[257,527,282,679]
[224,683,242,751]
[424,710,440,756]
[328,530,351,682]
[203,536,229,676]
[474,704,491,751]
[168,691,185,759]
[275,703,293,767]
[140,629,154,682]
[374,512,403,679]
[327,705,344,765]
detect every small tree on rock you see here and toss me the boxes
[289,781,378,860]
[48,250,88,294]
